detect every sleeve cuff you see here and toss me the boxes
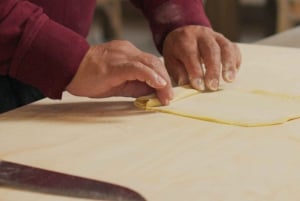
[140,0,211,53]
[10,18,89,99]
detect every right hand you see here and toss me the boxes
[163,25,241,91]
[66,40,173,105]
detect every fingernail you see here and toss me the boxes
[191,78,205,91]
[224,70,235,82]
[208,79,219,91]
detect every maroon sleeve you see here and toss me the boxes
[0,0,89,99]
[130,0,211,53]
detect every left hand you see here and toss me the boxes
[66,40,173,105]
[162,25,241,91]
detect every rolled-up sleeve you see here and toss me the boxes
[0,0,89,99]
[130,0,211,53]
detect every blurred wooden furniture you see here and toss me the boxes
[95,0,122,40]
[204,0,240,41]
[277,0,300,32]
[94,0,297,43]
[204,0,276,42]
[257,25,300,47]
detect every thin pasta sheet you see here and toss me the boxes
[135,86,300,127]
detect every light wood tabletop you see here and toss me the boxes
[1,44,300,201]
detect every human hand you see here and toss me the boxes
[162,25,241,91]
[66,40,173,105]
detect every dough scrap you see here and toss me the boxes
[135,86,300,127]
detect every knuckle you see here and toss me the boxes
[185,48,198,56]
[191,65,203,75]
[177,41,198,56]
[206,62,221,72]
[209,44,221,56]
[111,40,136,50]
[180,27,192,37]
[120,40,134,47]
[141,56,168,79]
[221,41,232,52]
[145,54,162,67]
[130,61,144,71]
[199,26,214,36]
[215,32,226,39]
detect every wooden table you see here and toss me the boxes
[205,0,240,41]
[276,0,300,32]
[205,0,300,41]
[1,44,300,201]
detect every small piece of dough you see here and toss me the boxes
[135,86,300,127]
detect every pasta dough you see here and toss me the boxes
[135,86,300,127]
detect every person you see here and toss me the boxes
[0,0,241,113]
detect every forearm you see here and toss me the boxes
[0,0,90,99]
[130,0,211,53]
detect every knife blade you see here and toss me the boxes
[0,160,146,201]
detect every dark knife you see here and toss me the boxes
[0,160,146,201]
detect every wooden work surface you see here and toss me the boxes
[1,44,300,201]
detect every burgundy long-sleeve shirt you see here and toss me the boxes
[0,0,210,99]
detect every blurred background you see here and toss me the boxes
[87,0,300,55]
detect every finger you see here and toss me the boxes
[96,81,154,98]
[198,36,221,91]
[138,53,174,102]
[164,57,189,86]
[117,81,155,97]
[215,33,237,83]
[138,53,171,86]
[116,62,173,105]
[234,43,242,71]
[178,49,205,91]
[120,62,167,88]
